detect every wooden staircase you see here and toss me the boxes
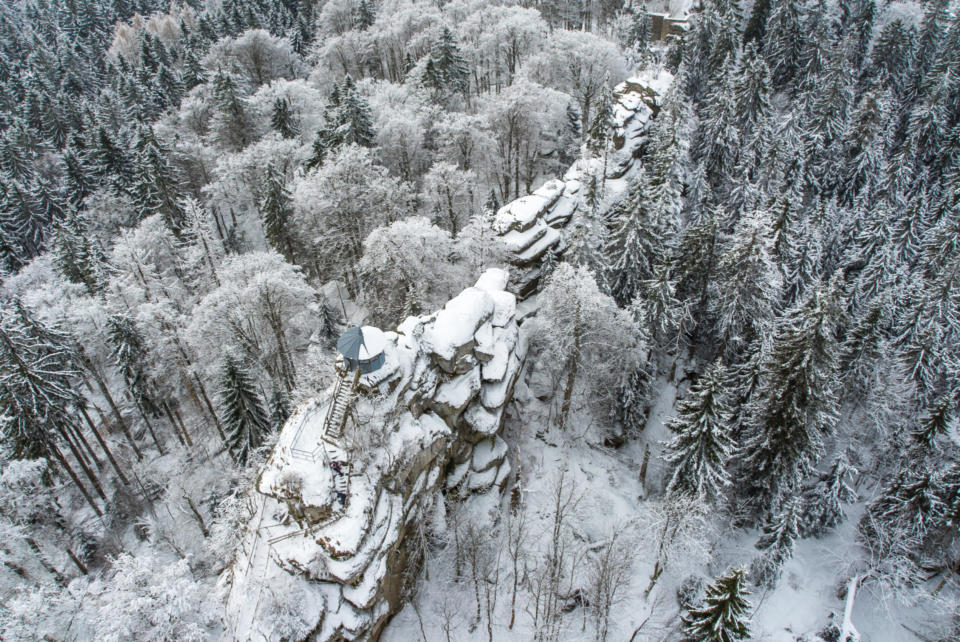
[322,368,360,441]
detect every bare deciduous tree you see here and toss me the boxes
[587,522,636,641]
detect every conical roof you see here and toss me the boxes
[336,326,386,361]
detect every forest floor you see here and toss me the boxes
[381,362,951,641]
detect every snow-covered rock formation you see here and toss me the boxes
[493,69,673,297]
[224,268,526,641]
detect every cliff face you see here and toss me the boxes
[224,269,525,641]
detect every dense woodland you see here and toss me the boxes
[0,0,959,639]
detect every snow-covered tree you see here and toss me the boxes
[801,452,857,537]
[94,552,219,641]
[739,274,843,510]
[533,263,644,430]
[422,162,477,238]
[606,172,672,307]
[307,75,375,168]
[522,28,627,133]
[681,566,752,642]
[218,354,270,465]
[292,144,414,286]
[662,360,735,503]
[188,252,315,392]
[752,495,803,586]
[712,208,781,356]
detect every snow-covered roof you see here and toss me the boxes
[356,326,385,360]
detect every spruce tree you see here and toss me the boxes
[681,566,752,642]
[51,212,103,294]
[425,27,469,98]
[606,173,669,307]
[743,0,772,46]
[317,297,343,349]
[862,468,945,554]
[731,44,772,138]
[617,361,652,437]
[354,0,376,30]
[586,85,614,159]
[801,452,857,537]
[270,97,298,139]
[662,360,735,503]
[637,266,686,353]
[218,355,270,465]
[92,126,134,195]
[740,274,843,510]
[307,77,374,168]
[212,68,251,151]
[752,495,802,586]
[259,165,297,263]
[268,386,291,432]
[674,205,721,336]
[912,394,954,447]
[712,208,781,356]
[131,126,186,234]
[106,313,158,417]
[762,0,804,89]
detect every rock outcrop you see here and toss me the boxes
[224,269,525,641]
[493,69,673,298]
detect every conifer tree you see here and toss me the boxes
[740,274,843,510]
[317,297,344,349]
[131,126,186,234]
[712,208,781,356]
[861,468,944,556]
[586,84,614,159]
[106,313,158,416]
[675,205,722,336]
[617,361,652,437]
[662,360,735,503]
[92,126,134,195]
[354,0,376,30]
[307,76,374,168]
[212,68,251,151]
[762,0,804,89]
[681,566,752,642]
[801,452,857,537]
[743,0,772,47]
[268,386,290,432]
[912,394,954,448]
[637,267,686,353]
[0,303,107,514]
[51,212,103,294]
[218,355,270,465]
[606,173,669,307]
[425,26,469,98]
[752,495,802,586]
[270,97,298,139]
[62,140,96,209]
[259,165,297,263]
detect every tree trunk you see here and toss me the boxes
[135,397,165,455]
[64,420,97,471]
[78,404,129,485]
[172,404,194,448]
[192,372,226,443]
[559,303,582,430]
[81,354,141,461]
[57,425,107,501]
[162,400,188,447]
[48,442,101,516]
[66,547,88,575]
[638,444,651,492]
[184,495,209,537]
